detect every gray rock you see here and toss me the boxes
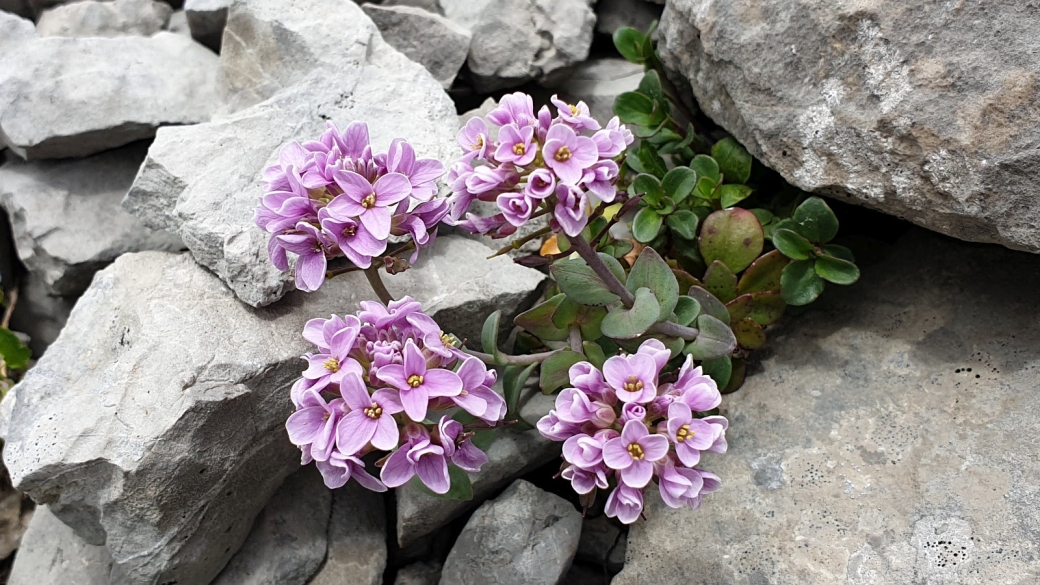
[575,515,625,573]
[184,0,228,52]
[541,58,643,124]
[660,0,1040,254]
[383,0,442,13]
[0,31,220,160]
[396,388,557,546]
[212,466,332,585]
[36,0,172,37]
[394,562,442,585]
[8,506,113,585]
[466,0,596,92]
[0,468,31,561]
[6,273,76,355]
[439,479,582,585]
[614,229,1040,584]
[125,0,459,307]
[165,9,190,36]
[594,0,661,36]
[361,4,471,89]
[0,0,31,18]
[436,0,489,31]
[0,143,183,297]
[0,12,34,47]
[2,235,541,585]
[308,482,387,585]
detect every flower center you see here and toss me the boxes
[363,402,382,419]
[676,424,693,443]
[472,136,484,150]
[513,143,526,155]
[321,411,331,422]
[342,224,357,238]
[554,146,572,162]
[439,332,454,347]
[627,443,645,460]
[323,357,340,373]
[407,374,424,388]
[361,193,377,209]
[568,104,580,116]
[623,375,643,393]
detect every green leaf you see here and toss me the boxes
[711,137,752,184]
[685,286,731,324]
[700,355,732,390]
[718,184,754,209]
[633,174,666,206]
[821,244,855,263]
[514,294,570,341]
[748,291,786,326]
[792,197,839,243]
[638,69,665,104]
[672,269,701,295]
[698,208,765,273]
[614,92,657,126]
[632,207,663,243]
[721,357,746,394]
[503,362,538,423]
[551,296,581,329]
[0,328,30,371]
[662,167,698,204]
[637,141,668,179]
[625,247,679,321]
[673,296,702,326]
[613,27,647,63]
[781,259,826,306]
[445,465,474,500]
[471,429,497,451]
[577,306,608,340]
[725,294,754,322]
[665,209,699,240]
[612,239,634,258]
[771,228,814,261]
[552,258,620,306]
[733,317,767,349]
[815,254,860,285]
[737,250,790,294]
[702,260,738,303]
[480,311,505,365]
[600,252,629,283]
[693,177,717,201]
[625,144,647,174]
[582,341,607,370]
[540,350,586,394]
[690,155,720,184]
[749,208,774,226]
[601,287,661,339]
[683,314,737,359]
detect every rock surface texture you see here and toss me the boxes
[362,3,471,89]
[660,0,1040,254]
[0,21,220,159]
[614,230,1040,584]
[0,143,183,297]
[124,0,459,307]
[184,0,228,52]
[308,483,387,585]
[541,58,643,124]
[8,506,113,585]
[35,0,172,37]
[439,479,582,585]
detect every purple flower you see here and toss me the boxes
[592,117,633,158]
[301,316,363,391]
[327,120,371,161]
[379,339,463,422]
[315,451,386,491]
[525,168,556,199]
[619,402,647,425]
[458,116,490,158]
[657,458,706,509]
[701,415,729,454]
[438,417,489,473]
[495,123,537,166]
[664,402,718,467]
[605,484,644,524]
[465,165,516,196]
[672,356,722,412]
[551,94,601,131]
[336,372,404,456]
[581,160,620,204]
[276,222,336,292]
[603,352,658,404]
[553,184,589,237]
[326,170,412,239]
[262,140,314,192]
[497,192,536,227]
[319,209,386,269]
[385,138,444,201]
[561,465,609,495]
[562,430,615,470]
[451,357,506,423]
[487,92,536,128]
[535,104,553,141]
[603,420,669,488]
[542,124,598,185]
[285,388,346,462]
[569,362,614,403]
[536,410,582,441]
[554,388,614,428]
[380,424,450,494]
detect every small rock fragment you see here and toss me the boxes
[308,482,387,585]
[362,4,471,89]
[36,0,172,38]
[394,561,442,585]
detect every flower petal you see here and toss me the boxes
[415,454,450,494]
[380,448,415,488]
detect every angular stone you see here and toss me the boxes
[5,273,76,356]
[166,9,190,37]
[36,0,172,38]
[211,466,332,585]
[614,229,1040,584]
[2,235,541,585]
[8,506,113,585]
[541,58,643,124]
[466,0,596,92]
[0,464,31,561]
[361,4,471,89]
[308,482,387,585]
[661,0,1040,254]
[439,480,582,585]
[396,388,557,546]
[394,561,441,585]
[0,31,220,160]
[125,0,459,307]
[437,0,489,31]
[575,515,625,573]
[0,142,183,297]
[184,0,228,52]
[594,0,661,35]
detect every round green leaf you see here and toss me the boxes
[733,317,767,349]
[690,155,720,184]
[771,228,814,261]
[698,208,765,273]
[612,27,647,63]
[748,291,786,326]
[702,260,737,303]
[632,207,664,243]
[815,254,860,285]
[792,196,839,243]
[662,166,698,204]
[552,258,620,306]
[633,173,665,206]
[711,137,752,184]
[685,286,730,324]
[737,250,790,294]
[672,269,701,296]
[638,69,665,104]
[781,259,825,306]
[582,341,607,370]
[614,92,656,126]
[673,296,702,326]
[637,141,668,178]
[683,314,737,360]
[700,355,732,390]
[821,244,855,263]
[0,328,30,371]
[725,294,754,322]
[749,208,774,225]
[721,358,747,394]
[666,209,699,240]
[601,287,661,339]
[626,247,679,321]
[540,349,586,394]
[718,184,754,209]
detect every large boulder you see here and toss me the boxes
[660,0,1040,254]
[361,4,471,89]
[614,229,1040,584]
[0,142,183,297]
[0,26,220,160]
[35,0,172,37]
[124,0,459,307]
[8,506,112,585]
[1,236,543,585]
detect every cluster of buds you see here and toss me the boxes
[256,122,448,292]
[448,92,634,238]
[537,339,728,524]
[286,297,505,493]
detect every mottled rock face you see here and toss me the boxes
[35,0,172,38]
[361,4,471,89]
[614,230,1040,584]
[660,0,1040,254]
[309,482,387,585]
[7,506,112,585]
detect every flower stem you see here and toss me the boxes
[571,233,635,308]
[464,348,561,366]
[650,321,699,341]
[568,326,584,354]
[364,265,395,305]
[487,226,552,260]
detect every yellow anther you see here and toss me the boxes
[554,146,572,162]
[361,193,377,209]
[323,357,340,373]
[627,443,645,460]
[568,104,580,116]
[440,332,455,347]
[407,374,424,388]
[623,375,643,393]
[363,402,383,419]
[472,136,484,150]
[513,143,526,155]
[341,224,357,237]
[676,424,694,443]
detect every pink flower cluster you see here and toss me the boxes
[537,339,728,524]
[448,93,634,239]
[256,122,448,292]
[286,297,506,493]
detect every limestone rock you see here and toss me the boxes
[361,4,471,89]
[211,466,331,585]
[594,0,661,36]
[436,0,489,31]
[36,0,172,37]
[0,12,34,47]
[575,515,625,573]
[0,466,31,561]
[466,0,596,92]
[541,58,643,124]
[660,0,1040,254]
[0,142,183,297]
[439,480,582,585]
[614,229,1040,584]
[308,482,387,585]
[165,9,190,37]
[6,273,76,355]
[184,0,228,52]
[8,506,113,585]
[394,562,441,585]
[125,0,459,307]
[0,30,220,160]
